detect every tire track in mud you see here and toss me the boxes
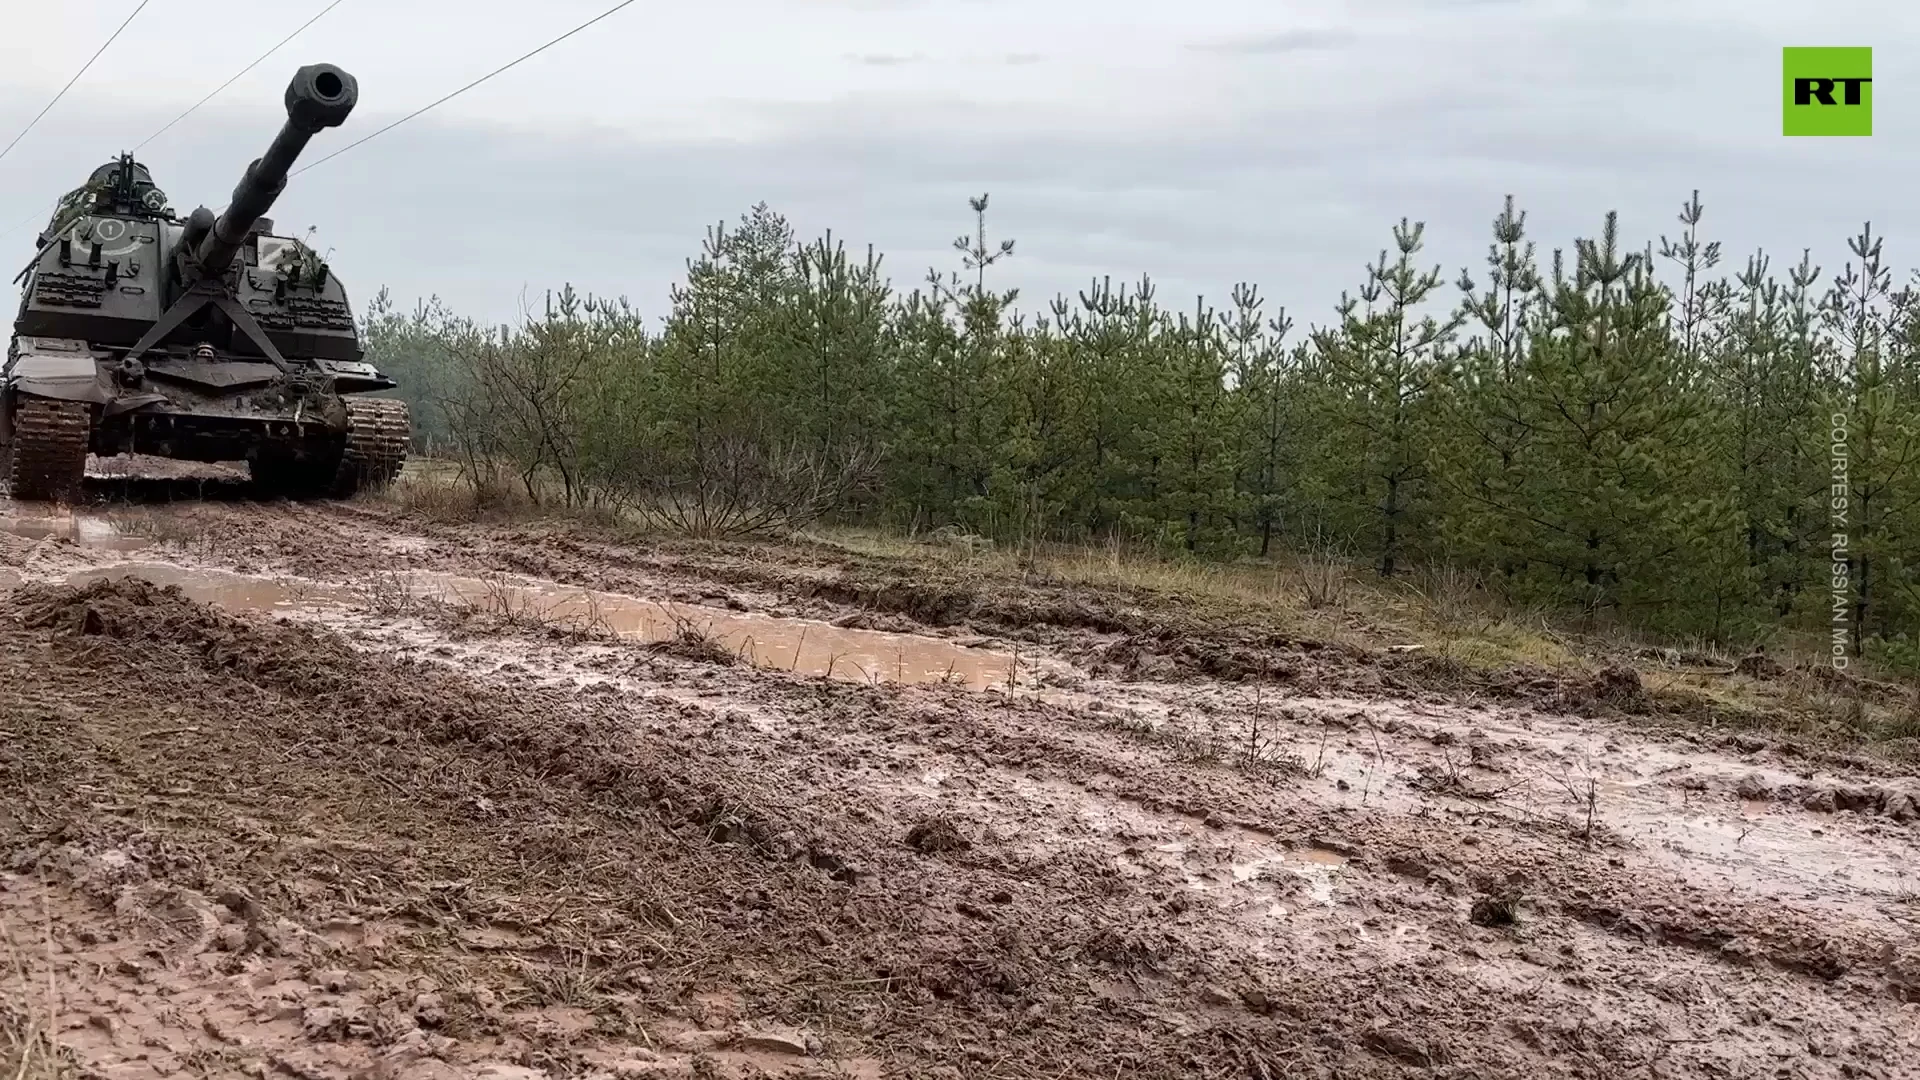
[349,616,1920,1075]
[24,509,1916,943]
[4,498,1920,1078]
[0,580,1162,1078]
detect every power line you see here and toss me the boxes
[0,199,58,249]
[5,0,639,241]
[135,0,348,153]
[0,1,340,245]
[289,0,641,178]
[0,0,156,169]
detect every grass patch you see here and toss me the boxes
[2,932,75,1080]
[381,463,624,531]
[0,1001,72,1080]
[812,524,1588,669]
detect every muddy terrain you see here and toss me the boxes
[2,479,1918,1079]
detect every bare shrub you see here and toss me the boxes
[1296,550,1350,611]
[1404,563,1486,634]
[647,604,738,665]
[632,436,877,540]
[429,286,646,512]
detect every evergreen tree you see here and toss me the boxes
[1310,219,1461,576]
[1822,225,1920,652]
[1432,195,1543,587]
[1222,283,1298,557]
[1141,296,1241,553]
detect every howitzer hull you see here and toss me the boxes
[1,337,408,502]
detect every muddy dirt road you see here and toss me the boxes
[2,488,1918,1079]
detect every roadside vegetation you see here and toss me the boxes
[358,191,1920,740]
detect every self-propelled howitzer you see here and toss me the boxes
[2,62,409,502]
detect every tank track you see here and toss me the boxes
[6,398,91,503]
[329,397,410,497]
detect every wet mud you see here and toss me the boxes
[2,497,1919,1078]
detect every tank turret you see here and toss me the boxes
[191,63,357,279]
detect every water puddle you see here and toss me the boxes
[45,562,1029,691]
[405,570,1025,690]
[1098,810,1349,919]
[61,563,351,614]
[0,511,151,552]
[1609,798,1915,913]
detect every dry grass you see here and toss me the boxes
[816,524,1589,669]
[0,1002,72,1080]
[385,467,487,523]
[385,466,1624,673]
[384,458,838,538]
[382,461,623,531]
[383,463,542,525]
[807,524,1920,748]
[2,921,75,1080]
[98,508,218,553]
[357,566,624,644]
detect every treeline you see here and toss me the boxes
[360,192,1920,653]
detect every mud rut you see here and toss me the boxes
[2,494,1918,1079]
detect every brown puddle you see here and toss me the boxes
[61,563,352,614]
[0,510,152,552]
[406,570,1027,690]
[51,562,1027,691]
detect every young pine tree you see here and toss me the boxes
[1431,195,1543,585]
[1310,219,1462,577]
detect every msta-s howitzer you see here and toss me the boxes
[3,63,408,502]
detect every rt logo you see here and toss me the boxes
[1783,47,1872,136]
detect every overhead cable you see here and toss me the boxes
[289,0,641,178]
[0,0,156,168]
[135,0,349,152]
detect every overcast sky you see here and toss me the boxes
[1,0,1913,334]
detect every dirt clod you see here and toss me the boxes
[735,1029,811,1056]
[1363,1025,1441,1066]
[1585,665,1648,712]
[1469,894,1519,928]
[904,816,972,855]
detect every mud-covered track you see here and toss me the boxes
[4,397,90,502]
[333,396,409,496]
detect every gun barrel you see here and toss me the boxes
[193,63,357,276]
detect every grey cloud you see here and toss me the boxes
[2,3,1915,335]
[846,52,923,66]
[1188,28,1358,54]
